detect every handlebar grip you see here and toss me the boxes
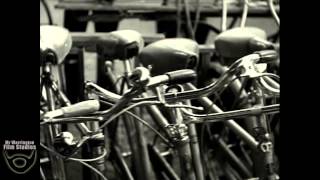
[165,69,197,85]
[62,100,100,117]
[256,50,278,63]
[48,117,101,124]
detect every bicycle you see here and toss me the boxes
[41,25,106,180]
[85,48,280,180]
[40,24,280,180]
[137,35,280,179]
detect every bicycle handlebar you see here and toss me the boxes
[85,69,198,103]
[43,100,100,119]
[183,104,280,123]
[88,50,278,105]
[86,51,278,123]
[165,69,197,85]
[146,69,197,88]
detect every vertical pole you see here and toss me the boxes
[168,107,196,180]
[122,58,155,180]
[250,80,278,180]
[43,63,66,180]
[185,100,204,180]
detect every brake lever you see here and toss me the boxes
[238,58,267,78]
[128,66,150,88]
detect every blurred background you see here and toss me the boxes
[40,0,278,83]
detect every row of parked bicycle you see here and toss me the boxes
[40,17,280,180]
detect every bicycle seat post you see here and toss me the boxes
[40,25,72,180]
[122,57,156,180]
[40,55,67,180]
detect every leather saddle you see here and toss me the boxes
[214,27,269,59]
[138,38,199,76]
[96,30,144,60]
[40,25,72,65]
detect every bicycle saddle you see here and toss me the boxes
[214,27,267,59]
[138,38,199,76]
[96,30,144,60]
[40,25,72,65]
